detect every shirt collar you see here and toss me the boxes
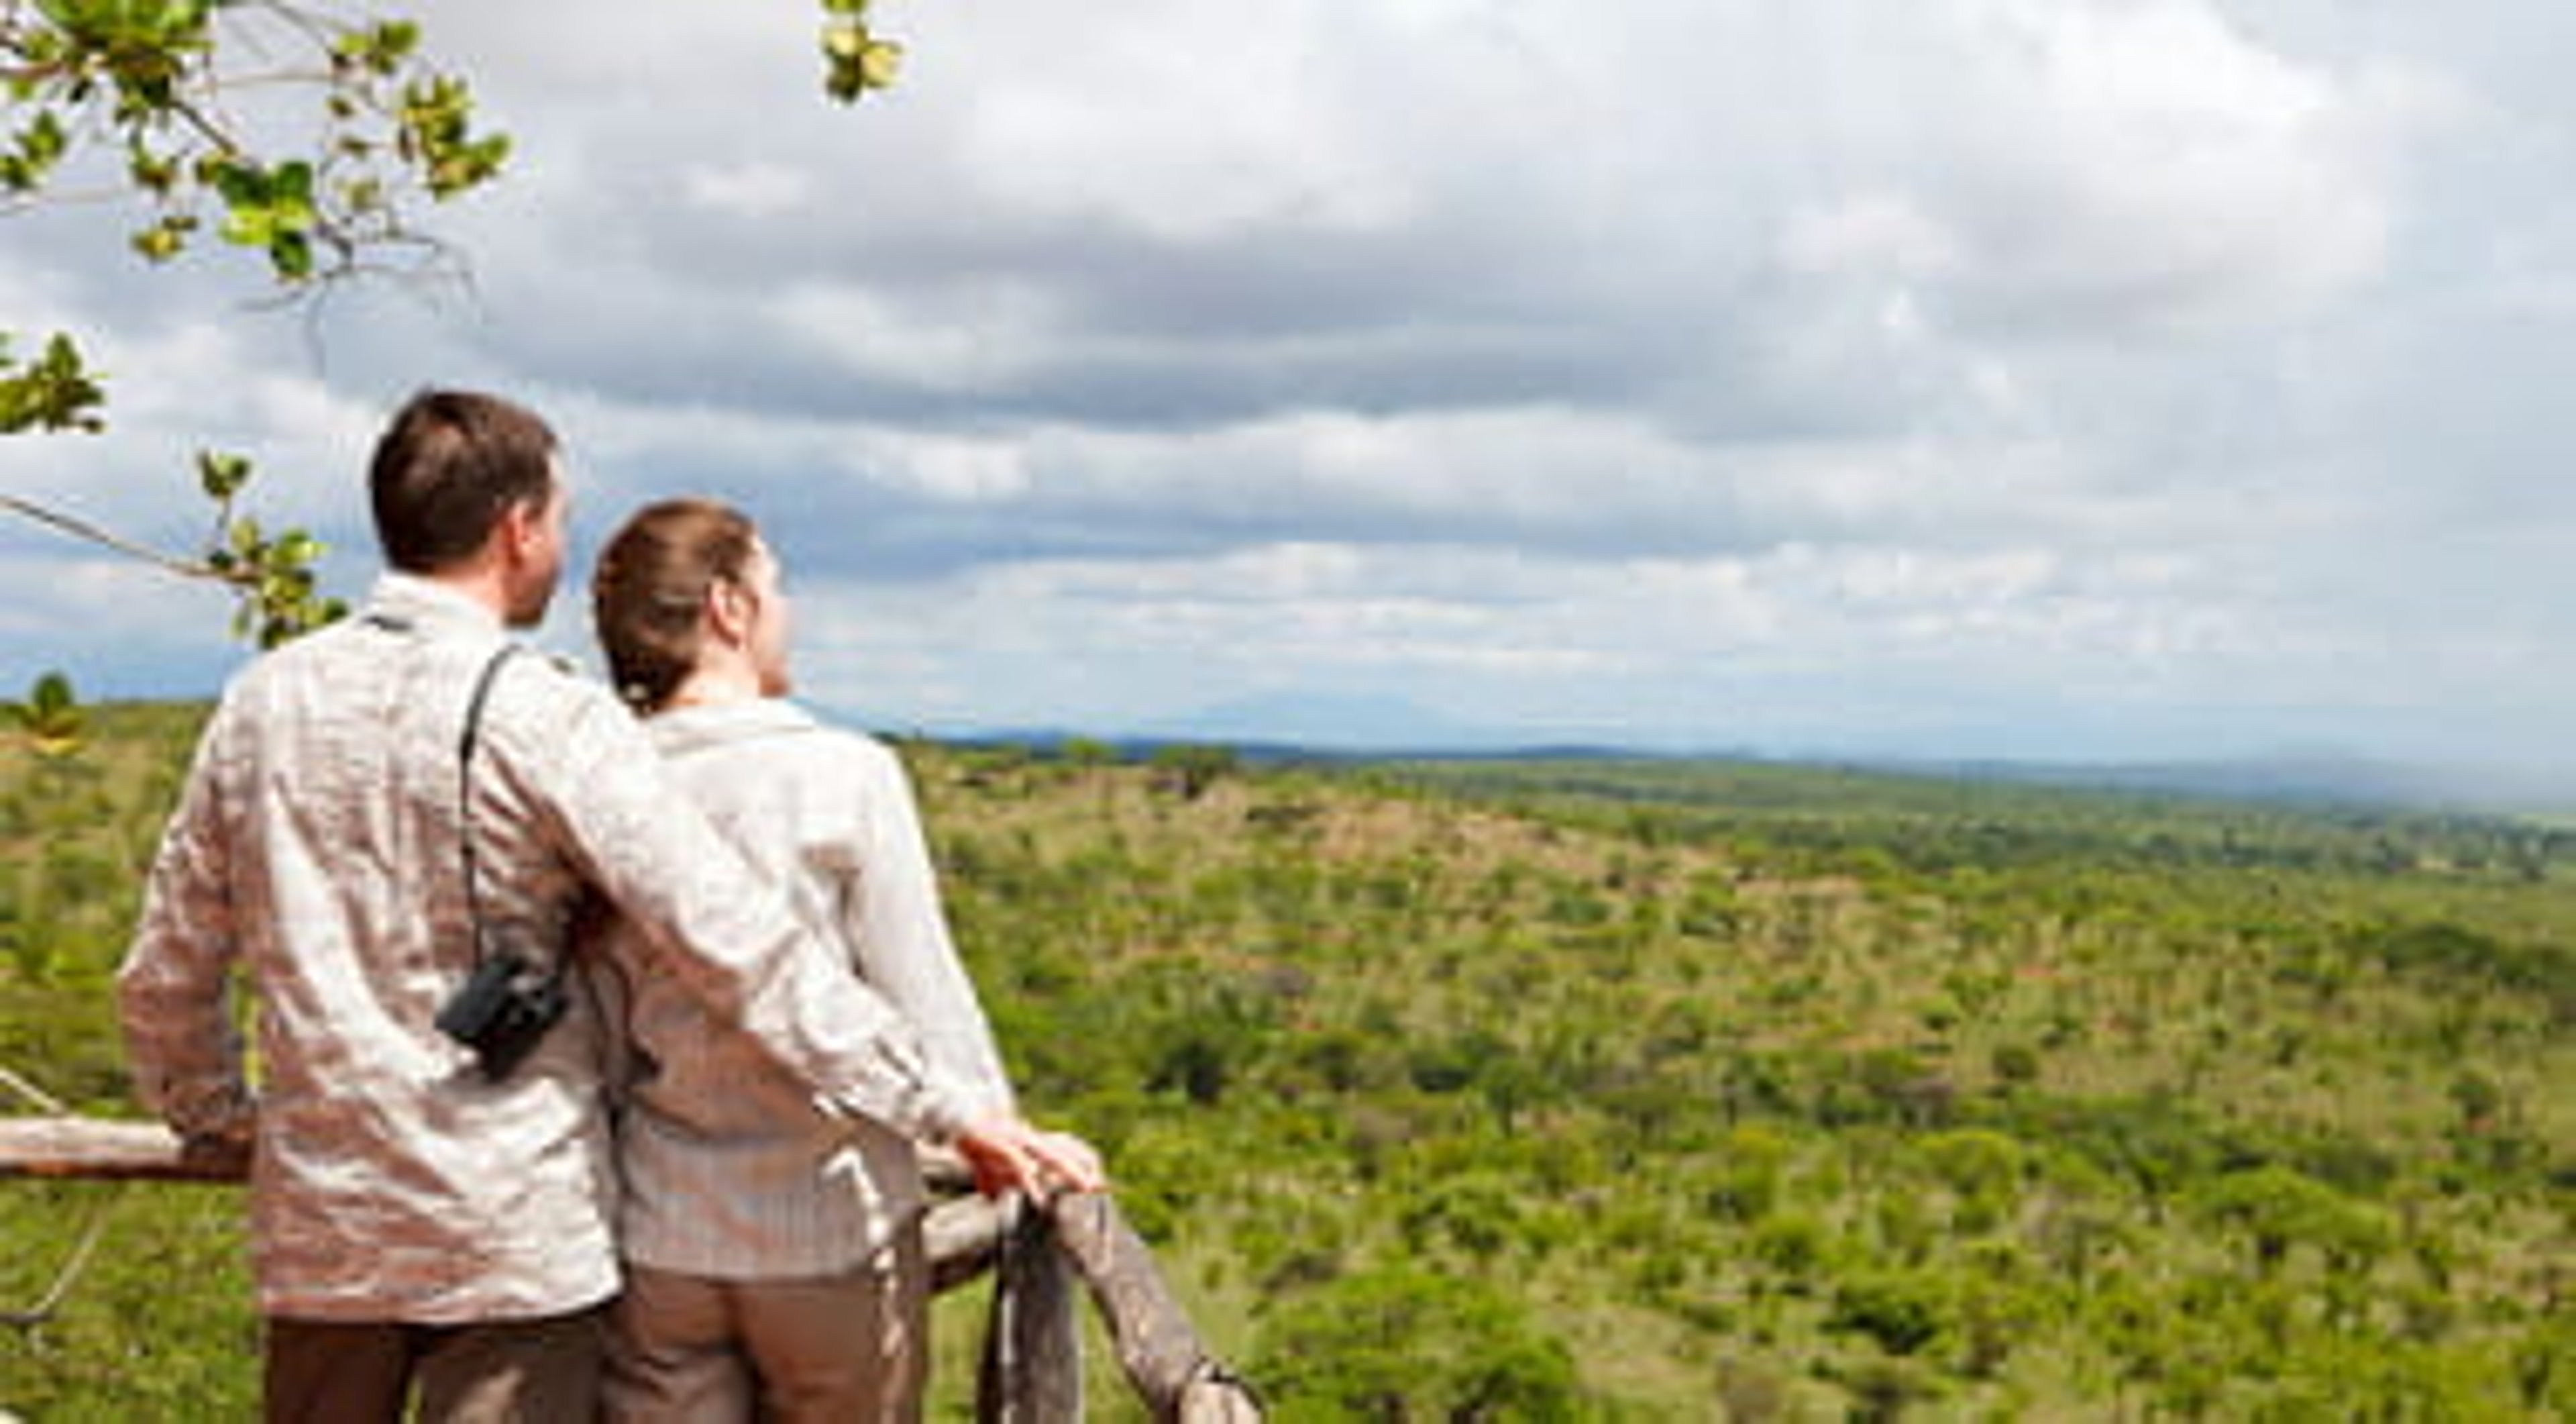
[647,697,820,755]
[363,571,506,637]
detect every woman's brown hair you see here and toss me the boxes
[590,498,761,713]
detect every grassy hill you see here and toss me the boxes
[5,709,2572,1418]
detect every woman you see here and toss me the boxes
[587,497,1099,1421]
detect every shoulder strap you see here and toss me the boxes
[458,644,521,964]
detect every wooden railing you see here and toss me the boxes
[0,1116,1260,1421]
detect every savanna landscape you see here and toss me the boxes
[4,704,2571,1419]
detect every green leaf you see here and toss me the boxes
[210,158,268,209]
[3,670,85,758]
[270,529,321,566]
[822,21,902,103]
[269,227,313,279]
[129,213,195,262]
[0,332,108,434]
[2,111,70,193]
[196,449,251,500]
[217,204,274,248]
[823,19,871,60]
[125,136,180,194]
[272,159,314,207]
[335,19,419,75]
[860,39,902,91]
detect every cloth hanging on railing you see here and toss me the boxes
[977,1194,1084,1423]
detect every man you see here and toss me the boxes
[117,390,1097,1422]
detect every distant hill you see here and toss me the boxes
[1862,750,2576,819]
[933,717,2576,820]
[959,691,2576,818]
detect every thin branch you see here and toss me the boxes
[0,180,144,213]
[0,1064,65,1115]
[0,491,239,585]
[160,91,246,160]
[0,1192,116,1328]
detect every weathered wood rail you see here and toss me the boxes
[1,1116,1260,1421]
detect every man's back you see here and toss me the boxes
[121,574,621,1323]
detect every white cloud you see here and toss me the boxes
[1,0,2567,771]
[952,13,1416,243]
[1772,1,2426,338]
[681,162,816,220]
[1782,196,1964,282]
[769,279,1063,394]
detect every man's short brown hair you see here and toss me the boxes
[369,389,559,573]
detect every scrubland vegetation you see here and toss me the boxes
[5,708,2573,1419]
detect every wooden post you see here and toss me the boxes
[1043,1191,1264,1422]
[925,1192,1005,1292]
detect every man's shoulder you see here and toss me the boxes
[443,644,633,772]
[486,646,619,721]
[492,644,591,690]
[209,616,368,710]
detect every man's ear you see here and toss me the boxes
[496,497,544,559]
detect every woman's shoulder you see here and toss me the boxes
[678,701,908,784]
[796,712,910,784]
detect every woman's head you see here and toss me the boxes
[590,498,791,713]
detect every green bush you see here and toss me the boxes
[1254,1264,1582,1421]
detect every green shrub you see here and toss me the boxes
[1254,1264,1582,1421]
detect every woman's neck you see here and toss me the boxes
[663,661,764,711]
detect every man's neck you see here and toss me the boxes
[409,564,519,627]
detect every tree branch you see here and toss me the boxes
[0,491,239,585]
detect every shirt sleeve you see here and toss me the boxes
[843,738,1017,1117]
[508,675,980,1143]
[116,711,256,1143]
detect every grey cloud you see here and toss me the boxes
[588,416,1789,588]
[8,1,2575,770]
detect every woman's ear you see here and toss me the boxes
[704,577,753,646]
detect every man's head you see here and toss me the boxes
[590,498,793,713]
[369,389,565,627]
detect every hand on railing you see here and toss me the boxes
[956,1114,1107,1203]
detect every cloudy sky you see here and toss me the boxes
[4,0,2572,774]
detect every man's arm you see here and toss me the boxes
[847,735,1104,1200]
[845,736,1016,1115]
[517,678,979,1143]
[115,716,255,1146]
